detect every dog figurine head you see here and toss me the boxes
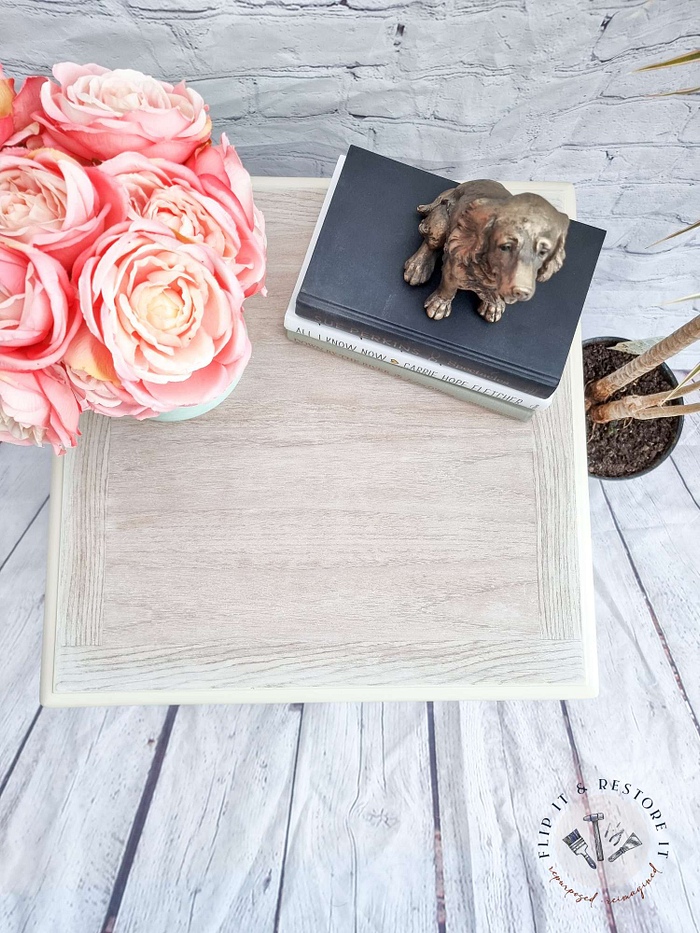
[448,192,569,306]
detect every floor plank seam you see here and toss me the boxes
[495,703,539,933]
[670,456,700,512]
[0,495,49,576]
[0,707,42,800]
[272,703,305,933]
[426,703,446,933]
[559,701,619,933]
[599,481,700,742]
[348,706,362,933]
[100,705,179,933]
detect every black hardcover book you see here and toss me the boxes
[295,146,606,399]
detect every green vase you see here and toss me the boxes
[151,372,243,423]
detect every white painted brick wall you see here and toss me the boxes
[4,0,700,363]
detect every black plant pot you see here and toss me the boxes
[583,336,684,481]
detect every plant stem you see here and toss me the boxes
[589,379,700,422]
[586,313,700,404]
[635,402,700,419]
[590,399,700,423]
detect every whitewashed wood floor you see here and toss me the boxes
[1,402,699,933]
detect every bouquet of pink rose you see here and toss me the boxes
[0,62,266,453]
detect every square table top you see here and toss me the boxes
[41,178,596,706]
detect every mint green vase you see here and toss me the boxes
[151,372,243,423]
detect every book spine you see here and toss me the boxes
[295,297,552,400]
[287,315,550,411]
[287,330,535,421]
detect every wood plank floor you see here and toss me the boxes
[1,403,699,932]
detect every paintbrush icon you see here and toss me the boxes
[563,828,597,869]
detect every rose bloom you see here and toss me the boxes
[37,63,211,164]
[0,149,126,269]
[0,63,44,148]
[0,239,80,371]
[0,365,81,454]
[63,322,158,420]
[74,220,251,413]
[100,145,265,298]
[188,134,266,297]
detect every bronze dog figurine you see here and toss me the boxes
[403,180,569,323]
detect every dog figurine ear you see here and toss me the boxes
[537,216,569,283]
[446,197,498,268]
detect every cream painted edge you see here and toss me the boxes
[40,175,598,707]
[252,176,331,189]
[568,321,598,698]
[41,671,597,708]
[556,186,597,698]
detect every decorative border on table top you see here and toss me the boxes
[40,177,598,708]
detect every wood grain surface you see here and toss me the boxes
[0,443,50,569]
[0,702,167,933]
[56,415,111,648]
[276,703,439,933]
[2,408,699,933]
[433,700,605,933]
[45,181,594,703]
[563,479,700,931]
[113,704,302,933]
[1,1,698,918]
[53,635,584,694]
[0,445,50,780]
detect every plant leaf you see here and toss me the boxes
[661,293,700,306]
[663,363,700,402]
[649,220,700,247]
[610,338,664,356]
[647,85,700,97]
[635,50,700,71]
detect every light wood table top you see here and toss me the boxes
[41,179,596,706]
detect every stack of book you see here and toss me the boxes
[285,146,605,420]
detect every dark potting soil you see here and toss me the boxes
[584,341,682,478]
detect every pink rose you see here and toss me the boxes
[100,150,265,297]
[0,64,44,149]
[0,239,80,371]
[188,134,266,298]
[63,323,158,419]
[0,365,81,454]
[74,220,251,413]
[0,148,127,269]
[37,63,211,164]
